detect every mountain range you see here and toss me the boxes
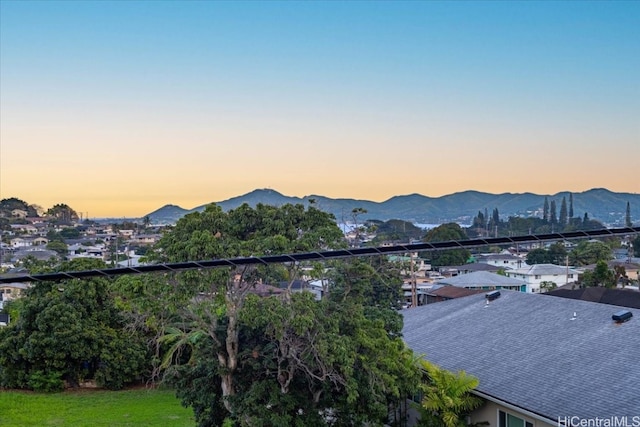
[144,188,640,227]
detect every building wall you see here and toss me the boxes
[405,396,557,427]
[470,399,556,427]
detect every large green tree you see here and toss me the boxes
[150,203,420,425]
[0,258,149,391]
[149,203,339,420]
[526,243,567,265]
[581,260,615,288]
[422,224,470,267]
[46,203,79,224]
[569,240,613,266]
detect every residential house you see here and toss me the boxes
[11,209,28,219]
[475,252,527,270]
[439,263,503,277]
[0,282,30,310]
[505,263,580,292]
[435,270,528,292]
[130,234,161,245]
[10,236,48,249]
[11,248,59,263]
[402,291,640,426]
[9,224,38,235]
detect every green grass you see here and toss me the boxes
[0,387,195,427]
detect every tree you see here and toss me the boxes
[422,224,470,267]
[0,258,149,391]
[569,241,613,266]
[633,236,640,257]
[569,193,574,218]
[526,244,566,265]
[539,281,557,292]
[46,240,68,257]
[46,203,79,224]
[350,207,368,247]
[548,242,568,265]
[0,197,38,217]
[150,203,344,418]
[543,197,549,222]
[559,197,568,229]
[626,202,632,227]
[416,360,483,427]
[581,261,615,288]
[549,200,557,227]
[526,248,551,265]
[371,219,424,244]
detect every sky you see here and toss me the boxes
[1,1,639,218]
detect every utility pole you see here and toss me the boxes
[411,252,417,308]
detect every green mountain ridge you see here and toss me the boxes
[145,188,640,227]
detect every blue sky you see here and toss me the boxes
[1,1,639,216]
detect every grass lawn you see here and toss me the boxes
[0,387,195,427]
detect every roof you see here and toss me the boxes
[507,263,580,276]
[435,271,525,288]
[402,291,640,420]
[475,253,523,261]
[426,286,485,299]
[546,287,640,309]
[445,263,503,273]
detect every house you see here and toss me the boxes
[402,291,640,426]
[10,236,48,249]
[130,234,161,245]
[9,224,38,235]
[439,263,503,277]
[475,252,527,270]
[0,282,30,310]
[504,263,580,292]
[11,209,28,219]
[435,270,528,292]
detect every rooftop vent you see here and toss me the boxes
[612,310,633,323]
[485,290,501,301]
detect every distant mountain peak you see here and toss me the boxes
[144,188,639,227]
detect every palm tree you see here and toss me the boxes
[416,360,483,427]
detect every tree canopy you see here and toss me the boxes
[0,258,149,391]
[143,203,421,425]
[423,223,470,267]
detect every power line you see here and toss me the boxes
[1,227,638,284]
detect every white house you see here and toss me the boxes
[474,251,527,270]
[504,263,580,292]
[9,224,38,234]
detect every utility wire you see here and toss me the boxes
[1,227,638,284]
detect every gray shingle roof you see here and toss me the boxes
[435,271,525,287]
[402,291,640,420]
[509,263,580,276]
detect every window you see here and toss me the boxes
[499,410,533,427]
[534,275,541,279]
